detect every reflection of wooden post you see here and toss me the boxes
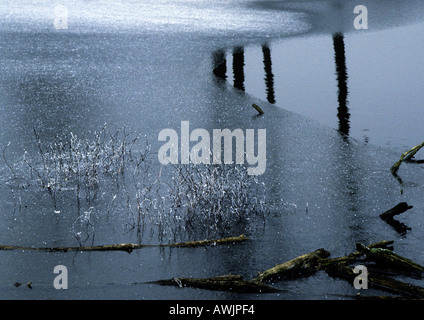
[233,47,245,91]
[333,33,350,136]
[262,45,276,104]
[212,49,227,80]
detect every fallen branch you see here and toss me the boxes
[0,234,248,253]
[252,248,331,283]
[355,243,424,275]
[322,240,394,266]
[326,263,424,298]
[252,241,393,283]
[390,141,424,175]
[151,241,392,294]
[152,274,279,293]
[152,249,332,294]
[151,240,424,297]
[163,234,248,248]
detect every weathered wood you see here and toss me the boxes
[391,141,424,175]
[0,243,140,253]
[322,240,394,266]
[153,274,279,293]
[0,234,248,253]
[326,263,424,298]
[152,241,395,294]
[164,234,248,248]
[252,248,331,283]
[355,243,424,274]
[151,240,424,297]
[251,241,393,284]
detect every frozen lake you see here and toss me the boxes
[0,0,423,300]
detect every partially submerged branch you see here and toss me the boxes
[164,234,248,248]
[380,202,413,220]
[252,248,330,283]
[323,240,394,266]
[252,103,265,115]
[0,234,248,253]
[152,274,279,293]
[326,263,424,298]
[355,243,424,275]
[390,141,424,175]
[379,202,413,235]
[253,241,394,283]
[151,240,424,297]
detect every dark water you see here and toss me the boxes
[0,0,423,300]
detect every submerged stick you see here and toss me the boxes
[0,234,248,253]
[252,103,265,115]
[391,141,424,175]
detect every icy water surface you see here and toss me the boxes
[0,0,423,300]
[225,0,424,150]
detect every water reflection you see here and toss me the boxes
[232,47,245,91]
[332,32,350,136]
[212,45,276,103]
[262,44,276,104]
[212,49,227,81]
[213,37,350,138]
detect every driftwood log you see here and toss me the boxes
[153,240,424,298]
[252,248,330,283]
[4,230,423,298]
[0,234,248,253]
[325,242,424,298]
[153,241,393,293]
[154,248,331,293]
[326,263,424,298]
[355,243,424,275]
[152,274,279,293]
